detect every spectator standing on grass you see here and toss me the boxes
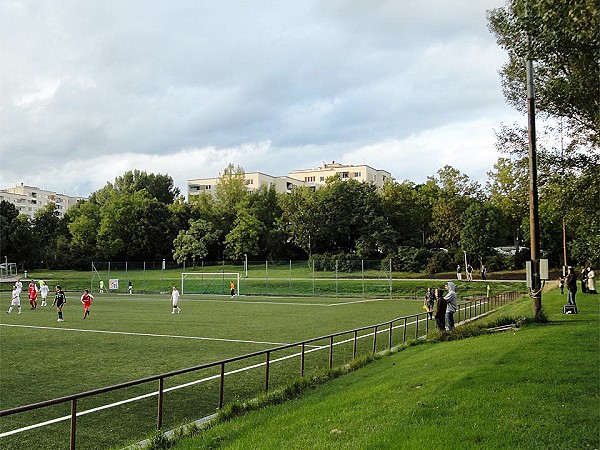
[580,266,588,293]
[128,280,133,294]
[99,280,105,293]
[53,285,66,322]
[230,280,235,297]
[424,287,435,320]
[456,265,462,280]
[586,266,596,294]
[481,264,488,281]
[6,285,22,315]
[566,267,577,307]
[170,286,181,314]
[444,281,457,331]
[434,288,447,332]
[80,289,94,319]
[39,280,49,306]
[558,275,565,295]
[466,264,473,281]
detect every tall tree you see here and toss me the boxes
[487,0,599,147]
[113,170,181,204]
[172,219,221,266]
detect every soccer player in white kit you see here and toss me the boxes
[170,286,181,314]
[6,285,22,315]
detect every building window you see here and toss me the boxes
[320,176,325,182]
[342,172,349,179]
[304,176,315,182]
[354,172,361,177]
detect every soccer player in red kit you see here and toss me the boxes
[80,289,94,319]
[28,282,38,309]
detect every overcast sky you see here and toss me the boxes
[0,0,525,198]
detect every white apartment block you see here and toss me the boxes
[0,183,86,219]
[187,162,393,199]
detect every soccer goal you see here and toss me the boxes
[181,272,241,296]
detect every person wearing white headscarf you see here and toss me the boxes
[444,281,457,330]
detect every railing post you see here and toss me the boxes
[372,326,377,353]
[353,330,358,359]
[157,377,164,430]
[301,343,306,377]
[70,398,77,450]
[403,318,407,343]
[329,336,334,369]
[388,321,393,349]
[265,351,270,393]
[219,362,225,409]
[415,315,419,339]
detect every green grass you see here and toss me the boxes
[168,289,599,450]
[1,289,439,450]
[4,266,526,298]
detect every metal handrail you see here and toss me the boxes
[0,292,520,449]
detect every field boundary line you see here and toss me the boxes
[0,324,295,347]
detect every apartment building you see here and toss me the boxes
[288,161,392,189]
[0,183,86,219]
[187,162,393,199]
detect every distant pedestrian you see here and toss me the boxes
[566,267,577,307]
[558,275,565,295]
[39,280,49,306]
[434,288,447,332]
[580,266,588,293]
[6,285,22,315]
[170,286,181,314]
[587,266,596,294]
[481,264,488,281]
[230,280,235,297]
[80,289,94,319]
[466,264,473,281]
[53,285,67,322]
[424,288,435,320]
[456,265,462,281]
[128,280,133,294]
[444,281,457,331]
[99,280,105,293]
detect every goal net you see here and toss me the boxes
[181,272,241,296]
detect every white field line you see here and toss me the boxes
[0,324,293,347]
[1,302,486,439]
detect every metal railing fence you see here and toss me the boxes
[0,292,520,449]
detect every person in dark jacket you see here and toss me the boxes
[434,287,447,332]
[566,267,578,307]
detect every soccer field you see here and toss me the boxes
[0,291,427,450]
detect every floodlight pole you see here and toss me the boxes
[526,57,542,317]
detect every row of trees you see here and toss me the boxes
[1,154,597,273]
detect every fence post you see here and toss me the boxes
[415,315,419,340]
[70,399,77,450]
[157,377,164,430]
[265,351,270,393]
[388,321,393,349]
[353,330,358,358]
[219,363,225,409]
[403,317,407,343]
[372,326,377,353]
[329,336,334,368]
[301,343,305,377]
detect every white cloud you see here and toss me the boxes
[0,0,524,198]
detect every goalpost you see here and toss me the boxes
[181,272,241,296]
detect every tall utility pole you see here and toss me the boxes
[527,57,542,317]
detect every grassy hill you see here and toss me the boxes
[161,289,599,450]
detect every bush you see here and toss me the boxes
[426,251,453,274]
[388,247,432,272]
